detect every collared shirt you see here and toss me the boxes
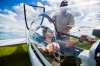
[52,7,75,33]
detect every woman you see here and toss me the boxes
[39,27,60,54]
[32,26,60,66]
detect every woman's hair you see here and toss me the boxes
[43,27,53,35]
[43,27,48,37]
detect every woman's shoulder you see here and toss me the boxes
[32,33,44,43]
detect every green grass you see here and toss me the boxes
[0,43,31,66]
[70,37,92,50]
[0,42,91,66]
[77,42,91,50]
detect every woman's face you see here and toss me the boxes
[44,32,54,42]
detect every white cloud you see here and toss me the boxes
[0,3,40,33]
[29,0,100,36]
[0,3,25,35]
[0,0,100,37]
[42,0,100,36]
[0,3,52,36]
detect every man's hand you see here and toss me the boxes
[86,36,97,44]
[79,35,88,42]
[79,35,97,44]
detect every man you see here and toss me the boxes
[51,1,84,66]
[52,1,97,66]
[32,26,60,54]
[52,0,74,35]
[52,0,81,57]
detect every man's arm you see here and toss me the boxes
[69,35,97,46]
[64,39,79,47]
[67,13,75,27]
[51,15,56,24]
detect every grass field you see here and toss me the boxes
[77,42,91,50]
[0,43,31,66]
[0,42,91,66]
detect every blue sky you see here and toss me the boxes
[0,0,100,38]
[0,0,47,10]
